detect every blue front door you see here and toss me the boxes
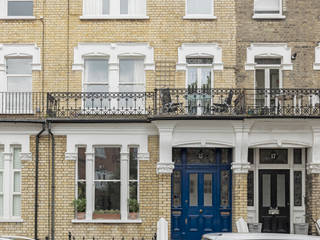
[171,148,232,240]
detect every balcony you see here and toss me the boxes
[46,89,320,120]
[0,92,45,119]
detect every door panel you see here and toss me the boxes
[171,148,232,240]
[259,170,290,233]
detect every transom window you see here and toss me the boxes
[7,0,33,16]
[75,146,139,220]
[82,0,146,17]
[186,0,213,16]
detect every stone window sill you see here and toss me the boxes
[252,14,286,19]
[0,16,36,20]
[0,218,24,223]
[80,15,149,20]
[72,219,142,224]
[183,15,217,20]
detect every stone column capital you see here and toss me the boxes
[85,152,94,162]
[3,152,12,162]
[156,162,174,174]
[307,163,320,174]
[231,162,251,174]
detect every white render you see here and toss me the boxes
[176,43,223,71]
[245,43,293,70]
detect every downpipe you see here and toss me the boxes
[48,122,55,240]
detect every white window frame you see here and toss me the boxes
[0,0,35,19]
[81,0,148,19]
[74,145,141,223]
[184,0,216,19]
[253,0,285,19]
[0,144,23,222]
[314,43,320,70]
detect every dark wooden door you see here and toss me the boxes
[259,170,290,233]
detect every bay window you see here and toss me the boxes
[82,0,147,18]
[75,146,139,221]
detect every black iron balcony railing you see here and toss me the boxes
[0,92,45,118]
[46,89,320,119]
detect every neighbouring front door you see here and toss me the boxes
[259,170,290,233]
[171,148,232,240]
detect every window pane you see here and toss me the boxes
[120,0,128,14]
[77,182,86,199]
[187,148,216,164]
[119,84,144,92]
[221,149,230,164]
[255,58,281,65]
[94,182,120,218]
[13,195,21,216]
[14,172,21,192]
[129,148,138,180]
[13,147,21,169]
[220,170,229,207]
[129,182,138,219]
[0,172,3,193]
[187,67,198,89]
[204,174,212,206]
[7,76,32,92]
[119,59,144,84]
[187,0,211,14]
[102,0,109,14]
[201,68,211,89]
[262,174,271,207]
[95,148,120,180]
[248,149,254,164]
[189,174,198,206]
[255,0,280,13]
[277,174,286,207]
[294,171,302,206]
[247,171,254,206]
[172,171,181,208]
[270,69,279,89]
[187,58,213,64]
[172,148,182,164]
[294,149,302,164]
[8,1,33,16]
[260,149,288,164]
[85,59,108,83]
[84,84,108,93]
[0,195,3,216]
[0,148,3,169]
[7,58,32,74]
[78,147,86,180]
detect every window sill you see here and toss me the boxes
[0,218,24,223]
[0,16,36,20]
[252,14,286,19]
[183,15,217,20]
[72,219,142,224]
[80,15,149,20]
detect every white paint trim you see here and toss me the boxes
[72,219,142,223]
[73,43,155,71]
[156,162,175,174]
[0,218,23,222]
[314,43,320,70]
[252,14,285,19]
[245,43,292,71]
[177,43,223,71]
[0,16,36,20]
[184,0,214,19]
[65,152,77,161]
[0,44,41,72]
[183,15,217,19]
[80,15,149,20]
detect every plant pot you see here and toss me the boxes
[93,213,121,220]
[128,212,139,220]
[77,212,86,220]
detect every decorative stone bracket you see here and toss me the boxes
[307,163,320,174]
[65,152,77,161]
[156,162,174,174]
[19,152,32,161]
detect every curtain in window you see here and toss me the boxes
[255,0,280,12]
[119,59,144,92]
[187,0,211,15]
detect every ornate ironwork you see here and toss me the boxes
[43,88,320,119]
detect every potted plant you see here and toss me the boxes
[93,209,121,219]
[128,198,139,219]
[72,198,86,219]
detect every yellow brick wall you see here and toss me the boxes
[232,173,248,232]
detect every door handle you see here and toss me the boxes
[199,209,203,213]
[185,218,188,225]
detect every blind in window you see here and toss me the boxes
[255,0,280,13]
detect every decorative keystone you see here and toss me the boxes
[156,162,175,174]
